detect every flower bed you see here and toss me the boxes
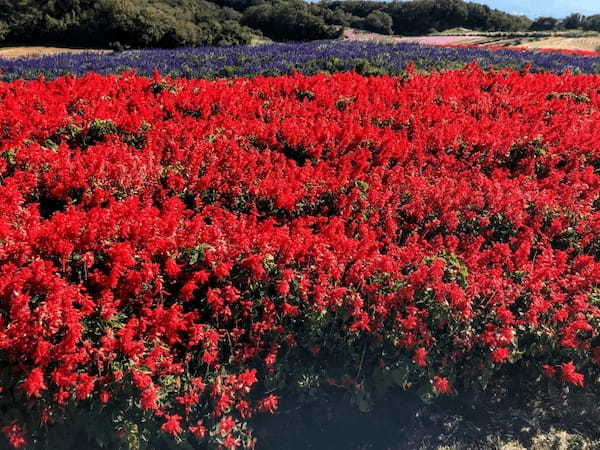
[398,36,481,45]
[2,40,600,82]
[447,43,600,57]
[0,67,599,448]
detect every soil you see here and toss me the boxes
[251,384,600,449]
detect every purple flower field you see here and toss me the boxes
[1,40,600,82]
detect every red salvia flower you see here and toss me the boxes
[560,362,585,387]
[161,415,183,435]
[433,376,452,394]
[413,348,428,367]
[0,68,599,449]
[23,368,47,398]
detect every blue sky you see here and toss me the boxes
[475,0,599,18]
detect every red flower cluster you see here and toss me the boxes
[0,66,599,447]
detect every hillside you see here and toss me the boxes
[0,0,533,49]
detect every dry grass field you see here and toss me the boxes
[523,37,600,51]
[344,29,483,45]
[343,29,600,53]
[0,46,111,59]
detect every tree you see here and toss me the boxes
[0,0,538,48]
[562,13,584,30]
[584,15,600,32]
[530,17,559,31]
[324,8,355,27]
[0,0,254,48]
[466,3,491,30]
[0,20,8,41]
[363,10,392,35]
[243,2,342,41]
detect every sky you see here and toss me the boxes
[474,0,599,18]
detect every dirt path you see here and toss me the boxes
[252,385,600,449]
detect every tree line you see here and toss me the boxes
[319,0,531,35]
[0,0,593,50]
[530,13,600,32]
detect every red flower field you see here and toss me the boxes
[0,66,599,448]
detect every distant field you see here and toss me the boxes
[2,34,600,63]
[344,29,600,53]
[344,29,482,45]
[523,37,600,51]
[0,46,111,59]
[395,35,482,45]
[436,28,600,38]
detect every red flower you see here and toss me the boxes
[1,423,26,449]
[542,365,556,377]
[214,263,232,279]
[189,420,206,439]
[560,362,584,387]
[131,371,153,389]
[23,368,47,398]
[75,374,96,399]
[180,280,197,301]
[237,369,258,391]
[433,376,452,394]
[490,347,510,364]
[141,387,159,410]
[257,394,279,413]
[282,302,299,316]
[164,257,182,278]
[222,434,240,450]
[276,280,290,296]
[218,416,237,435]
[161,415,182,435]
[413,348,428,367]
[99,391,111,404]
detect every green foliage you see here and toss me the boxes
[87,119,118,142]
[321,0,532,35]
[0,0,543,49]
[363,10,393,35]
[0,0,255,48]
[242,0,342,42]
[530,16,559,31]
[546,92,590,104]
[562,13,585,30]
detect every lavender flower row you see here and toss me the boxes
[1,41,599,81]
